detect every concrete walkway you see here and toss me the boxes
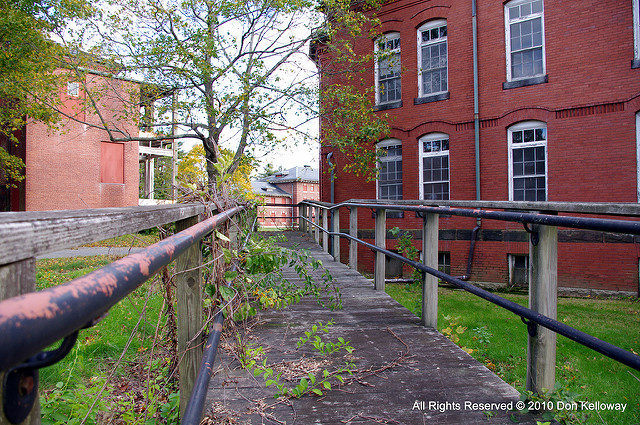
[205,231,539,424]
[37,247,144,259]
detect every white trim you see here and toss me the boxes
[504,0,545,82]
[375,32,401,105]
[67,81,80,97]
[418,132,450,200]
[417,19,448,97]
[376,138,402,199]
[507,120,547,201]
[636,112,640,202]
[634,0,640,60]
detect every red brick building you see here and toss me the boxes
[318,0,640,295]
[254,166,319,228]
[1,71,142,211]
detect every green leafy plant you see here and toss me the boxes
[519,382,590,425]
[389,227,421,285]
[238,320,356,399]
[211,234,341,322]
[296,320,355,356]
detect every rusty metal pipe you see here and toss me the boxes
[180,305,225,425]
[0,206,245,372]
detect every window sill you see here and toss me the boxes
[502,75,548,90]
[414,92,450,105]
[372,210,404,219]
[632,59,640,69]
[374,101,402,111]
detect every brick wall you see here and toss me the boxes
[25,72,139,210]
[319,0,640,293]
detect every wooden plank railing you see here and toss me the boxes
[0,203,246,425]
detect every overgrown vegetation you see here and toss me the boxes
[34,212,351,423]
[37,256,179,424]
[386,284,640,424]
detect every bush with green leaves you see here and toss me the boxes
[207,234,341,322]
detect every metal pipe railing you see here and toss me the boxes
[0,205,245,372]
[302,200,640,235]
[181,308,225,425]
[298,213,640,371]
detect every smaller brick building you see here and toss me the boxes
[1,70,143,211]
[253,166,319,228]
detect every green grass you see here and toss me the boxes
[386,283,640,425]
[81,232,159,248]
[36,257,166,389]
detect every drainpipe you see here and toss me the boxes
[459,0,482,281]
[326,152,335,255]
[326,152,335,204]
[472,0,481,208]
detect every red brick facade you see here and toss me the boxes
[319,0,640,294]
[13,72,140,211]
[254,167,319,228]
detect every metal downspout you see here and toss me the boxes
[326,152,335,255]
[461,0,482,281]
[472,0,481,207]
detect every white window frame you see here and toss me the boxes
[504,0,546,82]
[418,132,450,200]
[67,82,80,97]
[376,138,403,200]
[417,19,448,98]
[634,0,640,60]
[507,121,548,201]
[374,32,401,105]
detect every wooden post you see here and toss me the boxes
[322,209,329,253]
[349,206,358,269]
[422,213,439,329]
[526,224,558,395]
[300,204,306,232]
[314,207,320,243]
[0,259,40,425]
[175,215,204,417]
[332,208,340,261]
[374,208,386,291]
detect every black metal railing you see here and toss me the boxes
[299,200,640,372]
[0,205,245,424]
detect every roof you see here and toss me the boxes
[262,166,319,184]
[251,181,292,197]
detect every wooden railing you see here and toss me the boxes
[0,203,246,425]
[298,199,640,396]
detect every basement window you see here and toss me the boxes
[508,254,529,287]
[438,252,451,275]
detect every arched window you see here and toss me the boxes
[375,32,401,105]
[377,139,403,200]
[508,121,547,201]
[417,20,448,97]
[419,133,449,200]
[505,0,545,81]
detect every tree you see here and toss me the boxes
[177,144,257,201]
[59,0,388,192]
[0,0,93,187]
[257,163,284,179]
[2,0,391,195]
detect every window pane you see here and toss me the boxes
[524,129,534,143]
[513,131,523,144]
